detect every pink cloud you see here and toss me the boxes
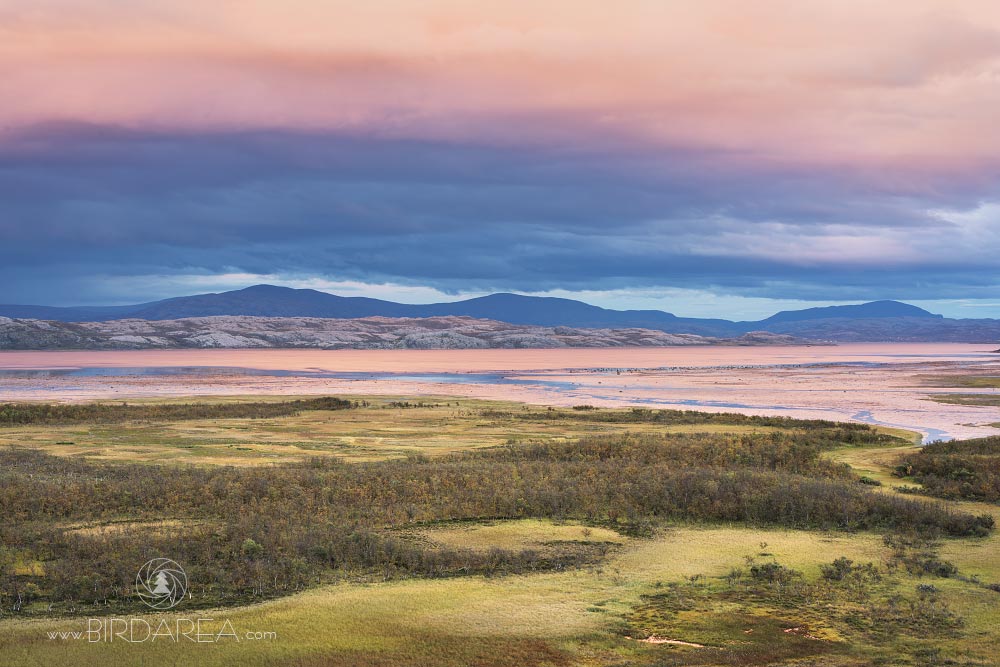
[3,0,1000,173]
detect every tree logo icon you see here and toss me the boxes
[136,558,188,609]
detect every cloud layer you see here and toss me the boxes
[2,1,1000,314]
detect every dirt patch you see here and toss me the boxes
[630,635,706,647]
[63,518,210,538]
[783,626,823,640]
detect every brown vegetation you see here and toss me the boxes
[895,436,1000,502]
[0,396,354,426]
[1,427,991,616]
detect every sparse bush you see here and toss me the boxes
[749,561,799,585]
[241,539,264,560]
[821,557,881,584]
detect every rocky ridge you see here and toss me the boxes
[0,315,821,350]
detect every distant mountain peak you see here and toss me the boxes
[761,300,940,324]
[1,288,992,343]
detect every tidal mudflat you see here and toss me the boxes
[1,344,997,442]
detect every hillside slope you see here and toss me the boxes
[0,315,817,350]
[1,286,997,342]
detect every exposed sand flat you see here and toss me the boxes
[0,344,998,442]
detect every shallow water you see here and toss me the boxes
[0,343,995,373]
[0,344,997,444]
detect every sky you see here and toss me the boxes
[2,1,1000,319]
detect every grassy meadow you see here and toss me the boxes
[0,396,800,465]
[1,396,999,666]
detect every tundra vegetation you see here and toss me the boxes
[929,393,1000,407]
[894,435,1000,502]
[0,396,355,425]
[0,397,998,666]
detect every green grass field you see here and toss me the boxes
[5,524,997,666]
[0,396,791,465]
[2,397,998,667]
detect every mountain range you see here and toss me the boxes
[0,315,820,351]
[1,285,998,343]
